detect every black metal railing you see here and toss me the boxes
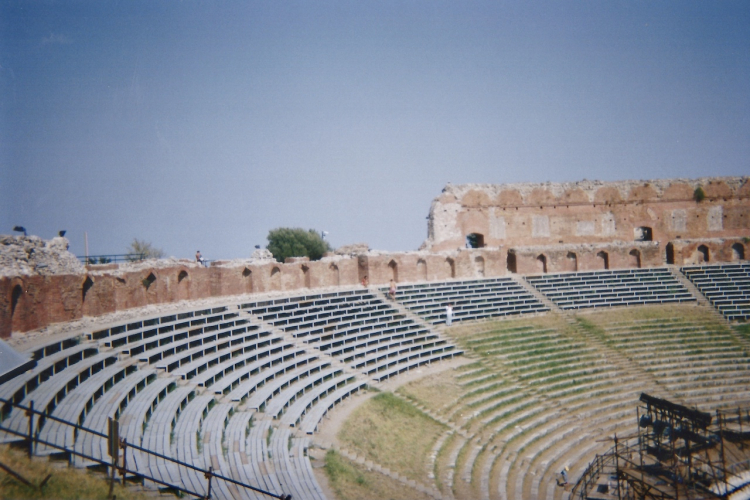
[77,254,147,264]
[0,397,289,500]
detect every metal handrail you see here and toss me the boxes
[78,253,147,264]
[0,397,287,499]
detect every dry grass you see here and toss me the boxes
[337,392,446,484]
[396,368,463,411]
[577,303,711,325]
[324,450,432,500]
[0,445,153,500]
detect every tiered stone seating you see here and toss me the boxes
[240,288,462,381]
[1,286,464,498]
[681,263,750,321]
[386,277,549,324]
[526,267,695,309]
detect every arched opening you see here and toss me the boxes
[474,256,485,277]
[565,252,578,272]
[357,256,368,285]
[82,276,94,303]
[697,245,710,263]
[11,285,22,318]
[466,233,485,249]
[629,249,641,269]
[666,243,675,265]
[536,254,547,274]
[597,251,609,270]
[388,260,398,282]
[178,270,188,283]
[329,263,340,286]
[731,243,745,261]
[416,259,427,281]
[242,268,253,293]
[446,258,456,278]
[301,265,311,289]
[634,226,653,241]
[142,273,156,290]
[506,252,517,273]
[270,267,281,291]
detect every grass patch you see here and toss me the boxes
[324,449,432,500]
[337,392,446,483]
[0,445,151,500]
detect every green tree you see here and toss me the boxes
[267,228,331,263]
[127,238,165,260]
[694,186,706,202]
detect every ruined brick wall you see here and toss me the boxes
[424,177,750,253]
[2,176,749,337]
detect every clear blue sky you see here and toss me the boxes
[1,1,748,259]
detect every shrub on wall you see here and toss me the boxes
[266,228,332,263]
[694,187,706,202]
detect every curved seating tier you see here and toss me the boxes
[1,287,463,498]
[394,306,750,500]
[239,288,463,381]
[526,267,695,310]
[681,263,750,321]
[385,277,549,324]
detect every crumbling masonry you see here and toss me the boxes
[1,176,748,337]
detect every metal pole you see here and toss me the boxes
[204,466,213,499]
[85,232,89,263]
[26,401,34,459]
[614,434,622,500]
[718,410,729,496]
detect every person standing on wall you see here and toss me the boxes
[389,279,397,300]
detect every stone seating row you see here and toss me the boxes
[386,277,549,325]
[89,306,233,342]
[526,267,695,310]
[681,264,750,321]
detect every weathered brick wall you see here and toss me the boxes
[2,176,749,338]
[424,177,750,252]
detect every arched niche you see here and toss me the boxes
[446,258,456,278]
[474,256,485,277]
[270,267,281,291]
[242,268,253,293]
[536,254,547,274]
[506,252,517,273]
[666,243,675,265]
[629,249,641,269]
[329,263,340,286]
[565,252,578,272]
[731,243,745,261]
[597,251,609,270]
[82,276,94,303]
[416,259,427,281]
[388,260,399,282]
